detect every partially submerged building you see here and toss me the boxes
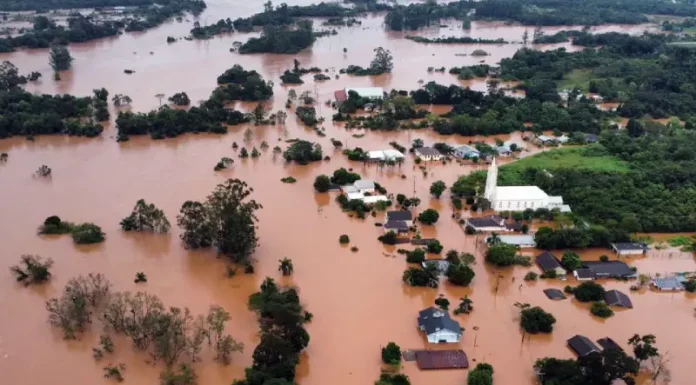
[418,307,463,344]
[573,268,596,281]
[453,144,480,159]
[583,261,636,279]
[383,220,409,234]
[341,180,387,204]
[597,337,624,352]
[415,147,444,161]
[464,216,508,232]
[567,335,601,357]
[535,251,566,277]
[484,157,570,212]
[494,234,536,248]
[386,210,413,226]
[604,290,633,308]
[414,350,469,370]
[611,242,649,256]
[652,277,684,291]
[367,149,405,162]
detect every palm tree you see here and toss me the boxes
[278,257,294,276]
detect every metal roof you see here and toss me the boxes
[418,307,462,336]
[494,186,549,201]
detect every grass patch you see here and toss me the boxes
[558,69,593,92]
[503,147,629,173]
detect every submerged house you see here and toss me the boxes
[611,242,649,256]
[387,210,413,226]
[652,277,684,291]
[567,335,601,357]
[604,290,633,308]
[494,234,536,248]
[418,307,463,344]
[383,220,409,234]
[535,251,566,277]
[583,261,636,279]
[453,144,480,159]
[367,149,405,162]
[415,147,444,161]
[465,216,509,232]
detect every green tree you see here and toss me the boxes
[467,363,493,385]
[520,306,556,334]
[628,334,659,362]
[370,47,394,74]
[120,199,170,233]
[378,231,398,245]
[49,44,73,72]
[573,281,606,302]
[177,179,261,265]
[434,297,450,310]
[339,234,350,244]
[283,140,322,164]
[590,302,614,318]
[485,244,518,266]
[381,342,401,365]
[418,208,439,225]
[561,252,583,271]
[429,180,446,198]
[71,223,105,244]
[453,296,473,314]
[278,257,294,276]
[445,262,475,286]
[10,254,53,285]
[313,175,331,192]
[402,263,438,288]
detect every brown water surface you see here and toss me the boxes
[0,2,692,385]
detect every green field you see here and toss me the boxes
[557,69,593,92]
[503,147,630,173]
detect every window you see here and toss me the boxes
[517,201,520,208]
[507,201,511,208]
[524,202,527,208]
[531,202,534,208]
[498,202,503,208]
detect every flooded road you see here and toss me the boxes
[0,2,693,385]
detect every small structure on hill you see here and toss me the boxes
[415,147,444,161]
[611,242,649,256]
[604,290,633,308]
[418,307,463,344]
[567,335,601,357]
[536,251,566,277]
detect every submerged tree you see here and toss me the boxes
[120,199,171,233]
[49,44,73,73]
[10,255,54,285]
[177,179,262,265]
[112,94,132,107]
[34,165,52,177]
[370,47,394,74]
[46,273,112,339]
[278,257,294,276]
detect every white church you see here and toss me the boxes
[484,157,571,212]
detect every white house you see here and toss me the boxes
[484,157,569,212]
[418,307,463,344]
[415,147,444,161]
[465,216,509,232]
[362,195,389,204]
[345,87,384,100]
[367,149,405,162]
[353,180,375,194]
[611,243,649,256]
[493,234,536,248]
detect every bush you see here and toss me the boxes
[381,342,401,365]
[283,140,322,164]
[406,248,426,263]
[540,270,557,279]
[427,240,443,254]
[446,263,475,286]
[600,255,610,262]
[452,197,463,210]
[467,363,494,385]
[685,279,696,292]
[38,216,74,234]
[281,176,297,183]
[591,302,614,318]
[71,223,105,244]
[418,209,439,225]
[378,231,398,245]
[314,175,331,192]
[520,306,556,334]
[573,281,605,302]
[524,271,538,281]
[564,285,575,294]
[331,168,361,185]
[485,244,530,266]
[339,234,350,244]
[561,252,583,271]
[10,255,54,285]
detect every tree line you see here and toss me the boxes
[0,0,161,11]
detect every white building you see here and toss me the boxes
[345,87,384,100]
[418,307,463,344]
[353,180,375,194]
[367,149,405,162]
[493,234,536,248]
[484,157,570,212]
[611,243,649,256]
[415,147,444,161]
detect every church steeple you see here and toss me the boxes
[484,156,497,201]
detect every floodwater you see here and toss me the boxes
[0,2,693,385]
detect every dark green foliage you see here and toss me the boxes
[445,262,475,286]
[240,21,316,54]
[71,223,106,244]
[39,216,74,234]
[160,363,197,385]
[330,168,361,185]
[295,106,319,126]
[342,147,367,161]
[190,18,233,39]
[384,1,475,31]
[429,180,446,198]
[283,140,322,164]
[467,363,494,385]
[434,297,450,310]
[134,272,147,283]
[407,35,506,44]
[103,363,125,382]
[280,70,303,84]
[313,175,331,192]
[590,302,614,318]
[376,373,411,385]
[405,248,426,263]
[339,234,350,244]
[49,44,73,72]
[216,65,274,101]
[280,177,297,184]
[628,334,659,362]
[561,252,583,271]
[168,92,191,106]
[534,226,629,250]
[427,240,443,254]
[381,342,401,365]
[685,279,696,292]
[177,179,261,265]
[120,199,170,233]
[564,285,575,294]
[524,271,538,281]
[453,296,474,315]
[402,263,439,288]
[520,306,556,334]
[278,258,294,276]
[417,209,439,225]
[535,346,640,385]
[378,231,398,245]
[485,244,531,267]
[10,255,53,285]
[573,281,606,302]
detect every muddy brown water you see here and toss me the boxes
[0,2,692,385]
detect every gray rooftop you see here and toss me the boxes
[653,277,684,290]
[387,210,413,221]
[567,335,600,357]
[415,147,442,157]
[604,290,633,308]
[584,261,635,278]
[353,180,375,190]
[495,234,536,247]
[418,307,462,336]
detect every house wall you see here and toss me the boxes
[554,267,566,276]
[417,154,444,161]
[468,225,509,232]
[494,198,549,211]
[357,187,375,194]
[615,249,646,255]
[426,329,461,344]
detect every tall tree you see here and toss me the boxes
[370,47,394,74]
[49,44,73,72]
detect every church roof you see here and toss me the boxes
[494,186,549,201]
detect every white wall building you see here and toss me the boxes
[484,157,570,212]
[418,307,463,344]
[367,149,405,162]
[415,147,444,161]
[345,87,384,99]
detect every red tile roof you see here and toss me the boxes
[415,350,469,370]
